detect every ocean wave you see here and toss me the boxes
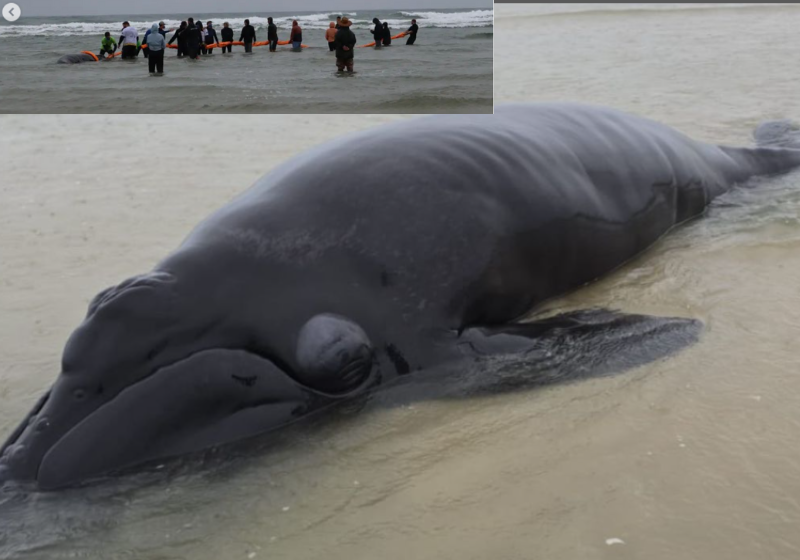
[464,32,493,40]
[397,9,493,27]
[0,10,492,37]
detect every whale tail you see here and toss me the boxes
[754,119,800,149]
[718,119,800,185]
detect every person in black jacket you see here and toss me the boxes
[335,17,356,72]
[169,21,187,57]
[406,19,419,45]
[182,17,202,59]
[220,22,233,53]
[371,18,382,48]
[382,22,391,46]
[240,18,256,53]
[267,17,278,52]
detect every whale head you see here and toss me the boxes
[0,271,374,490]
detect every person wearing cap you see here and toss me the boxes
[221,22,233,53]
[98,32,116,58]
[239,18,256,53]
[406,19,419,45]
[146,22,166,74]
[267,17,278,52]
[118,21,139,59]
[334,16,356,73]
[325,22,337,51]
[371,18,383,48]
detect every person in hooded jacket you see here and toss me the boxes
[146,23,166,74]
[371,18,383,47]
[267,17,278,52]
[220,22,233,53]
[182,17,202,60]
[289,20,303,50]
[382,22,392,46]
[169,21,187,57]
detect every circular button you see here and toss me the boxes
[2,3,21,22]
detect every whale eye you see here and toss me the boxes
[295,314,373,394]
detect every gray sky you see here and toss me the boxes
[21,0,490,17]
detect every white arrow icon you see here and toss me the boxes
[2,3,21,22]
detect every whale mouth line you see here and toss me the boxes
[1,343,375,488]
[0,347,297,487]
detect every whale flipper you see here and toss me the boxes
[457,309,702,386]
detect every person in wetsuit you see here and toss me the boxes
[290,20,303,50]
[382,22,392,46]
[267,17,278,52]
[325,22,337,51]
[406,19,419,45]
[335,16,356,72]
[221,22,233,53]
[240,18,256,53]
[205,21,218,53]
[169,21,187,57]
[371,18,383,47]
[119,21,139,59]
[99,32,116,58]
[335,16,342,29]
[182,17,202,60]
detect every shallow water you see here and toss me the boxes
[0,9,493,114]
[3,3,800,558]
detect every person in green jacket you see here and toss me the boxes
[99,32,117,58]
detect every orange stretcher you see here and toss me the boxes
[107,39,308,58]
[357,31,407,48]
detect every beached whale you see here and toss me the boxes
[57,53,101,64]
[3,103,799,490]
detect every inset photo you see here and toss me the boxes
[0,0,493,113]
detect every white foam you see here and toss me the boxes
[398,9,494,27]
[0,10,492,37]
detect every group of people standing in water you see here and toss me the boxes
[98,16,421,75]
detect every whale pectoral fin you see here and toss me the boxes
[458,308,702,386]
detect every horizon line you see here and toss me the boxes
[14,6,491,18]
